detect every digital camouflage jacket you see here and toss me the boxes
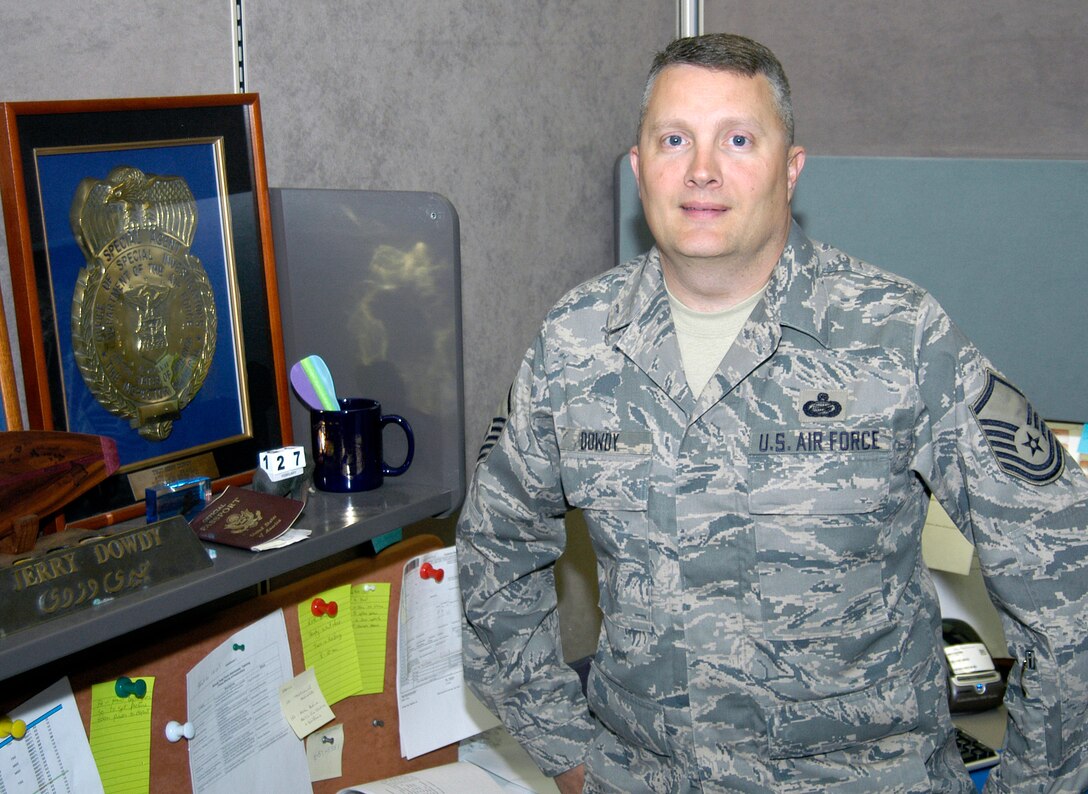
[458,222,1088,793]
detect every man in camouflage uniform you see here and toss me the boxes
[457,33,1088,793]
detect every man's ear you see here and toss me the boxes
[629,145,642,198]
[786,145,806,202]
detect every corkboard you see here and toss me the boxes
[54,533,456,792]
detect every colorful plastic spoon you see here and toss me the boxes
[293,355,339,411]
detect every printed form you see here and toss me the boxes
[396,546,498,759]
[186,609,310,794]
[0,677,104,793]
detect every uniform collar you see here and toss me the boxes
[605,221,830,414]
[606,249,689,405]
[606,249,665,335]
[606,220,831,349]
[762,220,831,349]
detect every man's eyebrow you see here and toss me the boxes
[644,117,688,134]
[646,115,769,134]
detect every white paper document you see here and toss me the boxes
[338,761,507,794]
[397,546,498,759]
[186,609,311,794]
[253,528,311,551]
[0,677,104,793]
[921,495,976,575]
[459,726,559,793]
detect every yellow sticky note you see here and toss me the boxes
[305,723,344,782]
[353,582,390,695]
[299,584,359,704]
[279,668,335,739]
[89,677,154,794]
[298,581,392,704]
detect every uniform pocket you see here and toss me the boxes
[586,663,671,758]
[748,450,892,640]
[559,450,651,511]
[765,674,919,759]
[748,444,890,514]
[560,447,654,634]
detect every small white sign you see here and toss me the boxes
[259,445,306,482]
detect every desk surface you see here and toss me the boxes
[0,481,455,682]
[953,706,1006,752]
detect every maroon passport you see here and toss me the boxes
[188,486,304,550]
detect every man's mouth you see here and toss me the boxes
[680,202,729,218]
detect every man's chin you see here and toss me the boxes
[665,241,738,265]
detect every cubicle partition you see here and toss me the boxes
[0,190,468,787]
[613,156,1088,779]
[270,187,466,504]
[616,155,1088,423]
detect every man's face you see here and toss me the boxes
[630,65,805,282]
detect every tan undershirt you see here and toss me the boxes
[666,284,765,398]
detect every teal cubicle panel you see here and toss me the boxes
[615,155,1088,422]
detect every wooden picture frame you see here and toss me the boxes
[0,281,20,431]
[0,94,291,527]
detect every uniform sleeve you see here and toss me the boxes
[457,332,597,777]
[913,295,1088,793]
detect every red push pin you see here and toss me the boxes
[311,597,338,617]
[419,562,444,583]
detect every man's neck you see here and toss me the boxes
[661,253,777,313]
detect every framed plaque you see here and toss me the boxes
[0,94,292,527]
[0,280,18,430]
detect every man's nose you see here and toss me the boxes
[685,143,721,188]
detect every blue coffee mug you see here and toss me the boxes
[310,398,414,492]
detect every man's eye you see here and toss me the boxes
[730,134,750,147]
[665,134,684,147]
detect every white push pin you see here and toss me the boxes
[165,720,195,742]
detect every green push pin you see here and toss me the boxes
[115,676,147,698]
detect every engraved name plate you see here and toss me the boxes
[0,517,212,636]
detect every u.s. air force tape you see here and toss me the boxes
[971,369,1063,485]
[749,427,886,455]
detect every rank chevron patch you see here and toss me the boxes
[476,385,513,465]
[970,369,1064,485]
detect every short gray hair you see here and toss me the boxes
[638,33,795,146]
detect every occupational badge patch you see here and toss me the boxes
[798,389,850,421]
[970,369,1064,485]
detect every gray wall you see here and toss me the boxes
[9,1,1082,463]
[3,2,1084,665]
[245,5,673,463]
[704,1,1086,158]
[0,1,674,463]
[0,0,671,667]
